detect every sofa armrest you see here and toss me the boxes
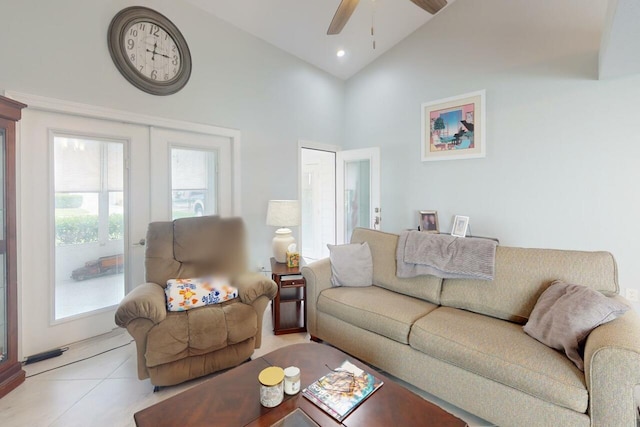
[302,258,332,337]
[584,301,640,427]
[233,272,277,305]
[115,282,167,328]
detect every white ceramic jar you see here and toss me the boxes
[283,366,301,395]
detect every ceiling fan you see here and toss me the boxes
[327,0,447,35]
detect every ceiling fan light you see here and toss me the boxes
[336,49,346,57]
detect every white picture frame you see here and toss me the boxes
[451,215,470,238]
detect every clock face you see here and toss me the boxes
[108,7,192,95]
[123,21,181,83]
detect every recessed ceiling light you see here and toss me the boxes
[336,49,346,58]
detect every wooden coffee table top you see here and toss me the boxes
[134,343,467,427]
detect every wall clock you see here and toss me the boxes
[108,6,192,95]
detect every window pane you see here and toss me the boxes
[109,192,124,241]
[53,136,125,320]
[107,143,124,191]
[54,138,101,192]
[344,159,370,242]
[171,148,217,219]
[54,193,99,245]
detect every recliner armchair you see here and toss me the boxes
[115,216,277,387]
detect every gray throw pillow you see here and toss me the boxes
[523,280,629,371]
[327,242,373,287]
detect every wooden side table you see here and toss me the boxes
[270,257,306,335]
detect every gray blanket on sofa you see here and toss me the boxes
[396,231,497,280]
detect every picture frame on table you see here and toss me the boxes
[419,210,439,234]
[421,90,486,162]
[451,215,470,238]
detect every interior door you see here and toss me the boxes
[336,147,381,244]
[149,127,233,221]
[19,110,149,357]
[300,147,336,261]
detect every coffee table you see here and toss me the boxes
[134,343,467,426]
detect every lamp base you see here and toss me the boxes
[272,228,295,263]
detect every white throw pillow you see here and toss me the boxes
[327,242,373,287]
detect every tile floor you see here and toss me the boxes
[0,306,493,426]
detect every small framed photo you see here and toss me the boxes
[419,210,439,233]
[451,215,470,238]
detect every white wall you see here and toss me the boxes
[344,0,640,306]
[3,0,639,305]
[0,0,344,268]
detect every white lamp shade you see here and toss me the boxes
[266,200,300,227]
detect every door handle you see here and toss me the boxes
[373,207,381,230]
[133,238,146,246]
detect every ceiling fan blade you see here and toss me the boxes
[327,0,360,35]
[409,0,447,15]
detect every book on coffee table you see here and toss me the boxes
[302,360,383,422]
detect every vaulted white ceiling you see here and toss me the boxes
[186,0,638,81]
[185,0,456,80]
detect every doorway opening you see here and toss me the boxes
[300,147,336,262]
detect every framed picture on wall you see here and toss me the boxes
[451,215,470,238]
[419,210,439,233]
[421,90,486,162]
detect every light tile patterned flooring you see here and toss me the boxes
[0,305,493,426]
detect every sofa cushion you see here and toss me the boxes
[317,286,437,344]
[350,228,442,304]
[440,246,618,324]
[145,301,257,367]
[523,280,629,371]
[410,306,588,413]
[327,242,373,287]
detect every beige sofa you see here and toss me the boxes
[302,228,640,427]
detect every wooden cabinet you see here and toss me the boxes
[0,95,26,399]
[270,258,306,335]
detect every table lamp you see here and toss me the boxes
[266,200,300,263]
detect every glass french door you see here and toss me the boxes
[336,148,381,244]
[19,110,149,358]
[15,97,238,359]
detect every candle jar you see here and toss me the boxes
[283,366,301,395]
[258,366,284,407]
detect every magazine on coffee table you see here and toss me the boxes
[302,360,383,422]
